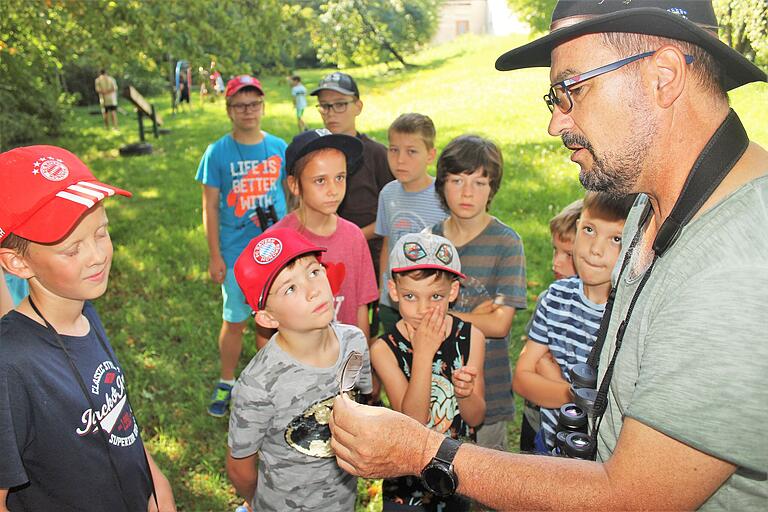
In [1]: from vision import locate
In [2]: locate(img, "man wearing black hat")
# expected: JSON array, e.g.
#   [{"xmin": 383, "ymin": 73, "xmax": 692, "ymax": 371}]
[{"xmin": 328, "ymin": 1, "xmax": 767, "ymax": 509}]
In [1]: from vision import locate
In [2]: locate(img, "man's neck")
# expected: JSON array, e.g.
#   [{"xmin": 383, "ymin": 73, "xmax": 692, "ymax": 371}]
[
  {"xmin": 276, "ymin": 325, "xmax": 339, "ymax": 368},
  {"xmin": 443, "ymin": 213, "xmax": 492, "ymax": 247},
  {"xmin": 232, "ymin": 128, "xmax": 264, "ymax": 145},
  {"xmin": 641, "ymin": 106, "xmax": 730, "ymax": 231}
]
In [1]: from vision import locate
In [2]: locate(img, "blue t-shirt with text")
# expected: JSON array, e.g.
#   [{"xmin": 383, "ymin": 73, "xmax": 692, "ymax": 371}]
[{"xmin": 195, "ymin": 133, "xmax": 288, "ymax": 266}]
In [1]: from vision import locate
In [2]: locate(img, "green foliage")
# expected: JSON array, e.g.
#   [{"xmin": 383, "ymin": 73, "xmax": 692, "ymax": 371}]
[
  {"xmin": 311, "ymin": 0, "xmax": 441, "ymax": 67},
  {"xmin": 20, "ymin": 33, "xmax": 768, "ymax": 511},
  {"xmin": 715, "ymin": 0, "xmax": 768, "ymax": 68},
  {"xmin": 506, "ymin": 0, "xmax": 557, "ymax": 34},
  {"xmin": 0, "ymin": 0, "xmax": 301, "ymax": 147}
]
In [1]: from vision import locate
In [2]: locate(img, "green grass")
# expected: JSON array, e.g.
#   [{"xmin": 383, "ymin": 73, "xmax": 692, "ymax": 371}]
[{"xmin": 37, "ymin": 33, "xmax": 768, "ymax": 511}]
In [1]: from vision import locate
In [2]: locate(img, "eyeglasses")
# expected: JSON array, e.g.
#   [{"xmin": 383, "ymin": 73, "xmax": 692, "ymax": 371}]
[
  {"xmin": 544, "ymin": 50, "xmax": 695, "ymax": 114},
  {"xmin": 316, "ymin": 100, "xmax": 355, "ymax": 114},
  {"xmin": 228, "ymin": 100, "xmax": 264, "ymax": 113}
]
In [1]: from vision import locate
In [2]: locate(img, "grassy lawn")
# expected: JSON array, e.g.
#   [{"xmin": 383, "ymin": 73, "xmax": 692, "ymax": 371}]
[{"xmin": 38, "ymin": 34, "xmax": 767, "ymax": 511}]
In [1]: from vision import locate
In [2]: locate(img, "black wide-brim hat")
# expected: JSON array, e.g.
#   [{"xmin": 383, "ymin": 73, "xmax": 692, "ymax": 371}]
[{"xmin": 495, "ymin": 0, "xmax": 766, "ymax": 91}]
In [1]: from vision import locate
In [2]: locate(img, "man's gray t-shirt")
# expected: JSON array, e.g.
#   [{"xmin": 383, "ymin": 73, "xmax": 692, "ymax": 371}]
[
  {"xmin": 228, "ymin": 323, "xmax": 373, "ymax": 511},
  {"xmin": 597, "ymin": 176, "xmax": 768, "ymax": 510}
]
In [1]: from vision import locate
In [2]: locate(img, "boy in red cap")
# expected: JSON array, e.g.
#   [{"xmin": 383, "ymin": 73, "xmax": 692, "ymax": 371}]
[
  {"xmin": 0, "ymin": 146, "xmax": 175, "ymax": 511},
  {"xmin": 195, "ymin": 74, "xmax": 290, "ymax": 417},
  {"xmin": 226, "ymin": 228, "xmax": 372, "ymax": 511}
]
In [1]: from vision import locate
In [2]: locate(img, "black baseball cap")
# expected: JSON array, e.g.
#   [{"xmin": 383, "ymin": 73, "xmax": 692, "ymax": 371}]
[
  {"xmin": 284, "ymin": 129, "xmax": 363, "ymax": 177},
  {"xmin": 310, "ymin": 72, "xmax": 360, "ymax": 97},
  {"xmin": 495, "ymin": 0, "xmax": 766, "ymax": 91}
]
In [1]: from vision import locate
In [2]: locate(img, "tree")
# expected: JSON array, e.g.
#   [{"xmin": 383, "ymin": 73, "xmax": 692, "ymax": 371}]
[
  {"xmin": 506, "ymin": 0, "xmax": 557, "ymax": 34},
  {"xmin": 0, "ymin": 0, "xmax": 300, "ymax": 148},
  {"xmin": 715, "ymin": 0, "xmax": 768, "ymax": 68},
  {"xmin": 310, "ymin": 0, "xmax": 441, "ymax": 67}
]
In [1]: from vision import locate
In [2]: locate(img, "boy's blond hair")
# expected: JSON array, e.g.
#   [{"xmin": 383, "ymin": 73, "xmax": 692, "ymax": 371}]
[
  {"xmin": 388, "ymin": 113, "xmax": 436, "ymax": 149},
  {"xmin": 549, "ymin": 199, "xmax": 583, "ymax": 241}
]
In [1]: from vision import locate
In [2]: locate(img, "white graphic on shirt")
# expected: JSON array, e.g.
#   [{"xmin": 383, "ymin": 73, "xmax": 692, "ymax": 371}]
[{"xmin": 76, "ymin": 359, "xmax": 139, "ymax": 448}]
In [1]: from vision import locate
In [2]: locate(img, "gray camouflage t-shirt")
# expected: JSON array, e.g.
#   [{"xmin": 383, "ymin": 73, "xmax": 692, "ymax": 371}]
[
  {"xmin": 597, "ymin": 176, "xmax": 768, "ymax": 510},
  {"xmin": 229, "ymin": 322, "xmax": 373, "ymax": 511}
]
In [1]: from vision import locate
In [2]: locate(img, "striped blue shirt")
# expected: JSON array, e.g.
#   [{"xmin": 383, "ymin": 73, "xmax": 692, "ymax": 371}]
[
  {"xmin": 375, "ymin": 180, "xmax": 448, "ymax": 306},
  {"xmin": 528, "ymin": 277, "xmax": 605, "ymax": 449}
]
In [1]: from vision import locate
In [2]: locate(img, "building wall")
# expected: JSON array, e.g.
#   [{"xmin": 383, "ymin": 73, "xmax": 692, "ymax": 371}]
[{"xmin": 432, "ymin": 0, "xmax": 489, "ymax": 45}]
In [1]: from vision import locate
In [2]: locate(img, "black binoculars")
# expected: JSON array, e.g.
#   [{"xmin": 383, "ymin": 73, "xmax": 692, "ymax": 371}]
[
  {"xmin": 256, "ymin": 205, "xmax": 279, "ymax": 230},
  {"xmin": 552, "ymin": 362, "xmax": 600, "ymax": 459}
]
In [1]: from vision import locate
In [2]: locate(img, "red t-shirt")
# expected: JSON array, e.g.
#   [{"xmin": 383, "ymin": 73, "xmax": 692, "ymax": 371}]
[{"xmin": 270, "ymin": 213, "xmax": 378, "ymax": 326}]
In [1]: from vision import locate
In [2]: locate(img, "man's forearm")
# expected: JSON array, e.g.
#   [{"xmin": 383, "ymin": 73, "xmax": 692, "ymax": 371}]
[{"xmin": 452, "ymin": 440, "xmax": 611, "ymax": 510}]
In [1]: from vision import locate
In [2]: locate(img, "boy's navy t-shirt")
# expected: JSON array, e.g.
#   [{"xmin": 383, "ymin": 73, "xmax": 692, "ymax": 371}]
[{"xmin": 0, "ymin": 302, "xmax": 151, "ymax": 511}]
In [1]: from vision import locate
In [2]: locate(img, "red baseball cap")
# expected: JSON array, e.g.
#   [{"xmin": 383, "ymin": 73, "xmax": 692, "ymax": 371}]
[
  {"xmin": 225, "ymin": 75, "xmax": 264, "ymax": 98},
  {"xmin": 0, "ymin": 145, "xmax": 131, "ymax": 244},
  {"xmin": 234, "ymin": 228, "xmax": 326, "ymax": 311}
]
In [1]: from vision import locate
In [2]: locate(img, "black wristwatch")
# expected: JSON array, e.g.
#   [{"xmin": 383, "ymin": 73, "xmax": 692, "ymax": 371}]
[{"xmin": 420, "ymin": 436, "xmax": 462, "ymax": 497}]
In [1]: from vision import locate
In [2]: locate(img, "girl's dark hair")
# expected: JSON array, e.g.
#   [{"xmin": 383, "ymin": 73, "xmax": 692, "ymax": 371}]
[{"xmin": 435, "ymin": 134, "xmax": 503, "ymax": 212}]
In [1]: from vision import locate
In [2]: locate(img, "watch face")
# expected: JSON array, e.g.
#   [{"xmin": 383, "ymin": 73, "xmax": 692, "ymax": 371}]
[{"xmin": 422, "ymin": 464, "xmax": 456, "ymax": 497}]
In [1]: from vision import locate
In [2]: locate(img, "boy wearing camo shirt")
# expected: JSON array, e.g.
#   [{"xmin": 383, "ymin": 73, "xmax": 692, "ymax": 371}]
[{"xmin": 226, "ymin": 228, "xmax": 372, "ymax": 511}]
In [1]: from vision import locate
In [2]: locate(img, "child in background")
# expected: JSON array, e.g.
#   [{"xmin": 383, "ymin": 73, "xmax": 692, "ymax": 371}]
[
  {"xmin": 0, "ymin": 145, "xmax": 175, "ymax": 510},
  {"xmin": 376, "ymin": 113, "xmax": 448, "ymax": 335},
  {"xmin": 371, "ymin": 232, "xmax": 485, "ymax": 511},
  {"xmin": 227, "ymin": 228, "xmax": 372, "ymax": 511},
  {"xmin": 196, "ymin": 75, "xmax": 289, "ymax": 417},
  {"xmin": 289, "ymin": 75, "xmax": 307, "ymax": 133},
  {"xmin": 519, "ymin": 198, "xmax": 582, "ymax": 452},
  {"xmin": 429, "ymin": 134, "xmax": 527, "ymax": 452},
  {"xmin": 513, "ymin": 192, "xmax": 635, "ymax": 453},
  {"xmin": 270, "ymin": 129, "xmax": 378, "ymax": 341}
]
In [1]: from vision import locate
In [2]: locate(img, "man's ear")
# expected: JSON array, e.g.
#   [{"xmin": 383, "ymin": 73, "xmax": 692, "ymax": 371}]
[
  {"xmin": 448, "ymin": 279, "xmax": 460, "ymax": 302},
  {"xmin": 650, "ymin": 45, "xmax": 688, "ymax": 109},
  {"xmin": 254, "ymin": 310, "xmax": 279, "ymax": 330},
  {"xmin": 0, "ymin": 249, "xmax": 34, "ymax": 279},
  {"xmin": 387, "ymin": 278, "xmax": 399, "ymax": 303}
]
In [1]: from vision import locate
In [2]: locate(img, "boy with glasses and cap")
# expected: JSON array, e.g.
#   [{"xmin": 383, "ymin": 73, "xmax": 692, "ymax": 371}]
[
  {"xmin": 329, "ymin": 1, "xmax": 768, "ymax": 509},
  {"xmin": 311, "ymin": 72, "xmax": 394, "ymax": 337},
  {"xmin": 195, "ymin": 75, "xmax": 289, "ymax": 418}
]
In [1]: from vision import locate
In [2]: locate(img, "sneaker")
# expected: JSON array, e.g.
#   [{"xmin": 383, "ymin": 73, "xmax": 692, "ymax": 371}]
[{"xmin": 207, "ymin": 382, "xmax": 233, "ymax": 417}]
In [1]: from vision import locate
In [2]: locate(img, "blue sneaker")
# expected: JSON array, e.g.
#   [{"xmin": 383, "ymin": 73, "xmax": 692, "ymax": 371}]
[{"xmin": 207, "ymin": 382, "xmax": 233, "ymax": 417}]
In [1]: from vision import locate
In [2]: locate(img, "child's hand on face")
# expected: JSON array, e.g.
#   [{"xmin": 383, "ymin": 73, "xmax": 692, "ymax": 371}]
[
  {"xmin": 405, "ymin": 307, "xmax": 447, "ymax": 357},
  {"xmin": 452, "ymin": 366, "xmax": 478, "ymax": 399}
]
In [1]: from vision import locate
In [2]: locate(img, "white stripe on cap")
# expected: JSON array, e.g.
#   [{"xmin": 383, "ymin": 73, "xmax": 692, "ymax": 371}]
[
  {"xmin": 55, "ymin": 191, "xmax": 96, "ymax": 208},
  {"xmin": 77, "ymin": 181, "xmax": 116, "ymax": 196},
  {"xmin": 68, "ymin": 184, "xmax": 106, "ymax": 201}
]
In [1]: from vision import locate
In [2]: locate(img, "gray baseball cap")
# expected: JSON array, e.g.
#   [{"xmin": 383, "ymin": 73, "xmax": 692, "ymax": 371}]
[
  {"xmin": 389, "ymin": 232, "xmax": 465, "ymax": 279},
  {"xmin": 310, "ymin": 72, "xmax": 360, "ymax": 97}
]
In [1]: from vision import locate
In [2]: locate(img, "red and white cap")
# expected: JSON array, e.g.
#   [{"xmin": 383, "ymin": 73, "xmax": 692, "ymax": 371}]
[
  {"xmin": 0, "ymin": 145, "xmax": 131, "ymax": 244},
  {"xmin": 225, "ymin": 75, "xmax": 264, "ymax": 97},
  {"xmin": 234, "ymin": 228, "xmax": 326, "ymax": 311}
]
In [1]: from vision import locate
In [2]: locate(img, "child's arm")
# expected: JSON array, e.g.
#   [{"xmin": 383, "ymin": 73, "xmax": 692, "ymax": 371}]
[
  {"xmin": 453, "ymin": 324, "xmax": 486, "ymax": 427},
  {"xmin": 226, "ymin": 449, "xmax": 258, "ymax": 505},
  {"xmin": 512, "ymin": 339, "xmax": 572, "ymax": 408},
  {"xmin": 451, "ymin": 300, "xmax": 516, "ymax": 339},
  {"xmin": 356, "ymin": 304, "xmax": 370, "ymax": 339},
  {"xmin": 378, "ymin": 236, "xmax": 389, "ymax": 291},
  {"xmin": 202, "ymin": 185, "xmax": 226, "ymax": 284},
  {"xmin": 0, "ymin": 489, "xmax": 7, "ymax": 512},
  {"xmin": 145, "ymin": 449, "xmax": 177, "ymax": 512},
  {"xmin": 370, "ymin": 338, "xmax": 411, "ymax": 412},
  {"xmin": 399, "ymin": 308, "xmax": 448, "ymax": 423}
]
